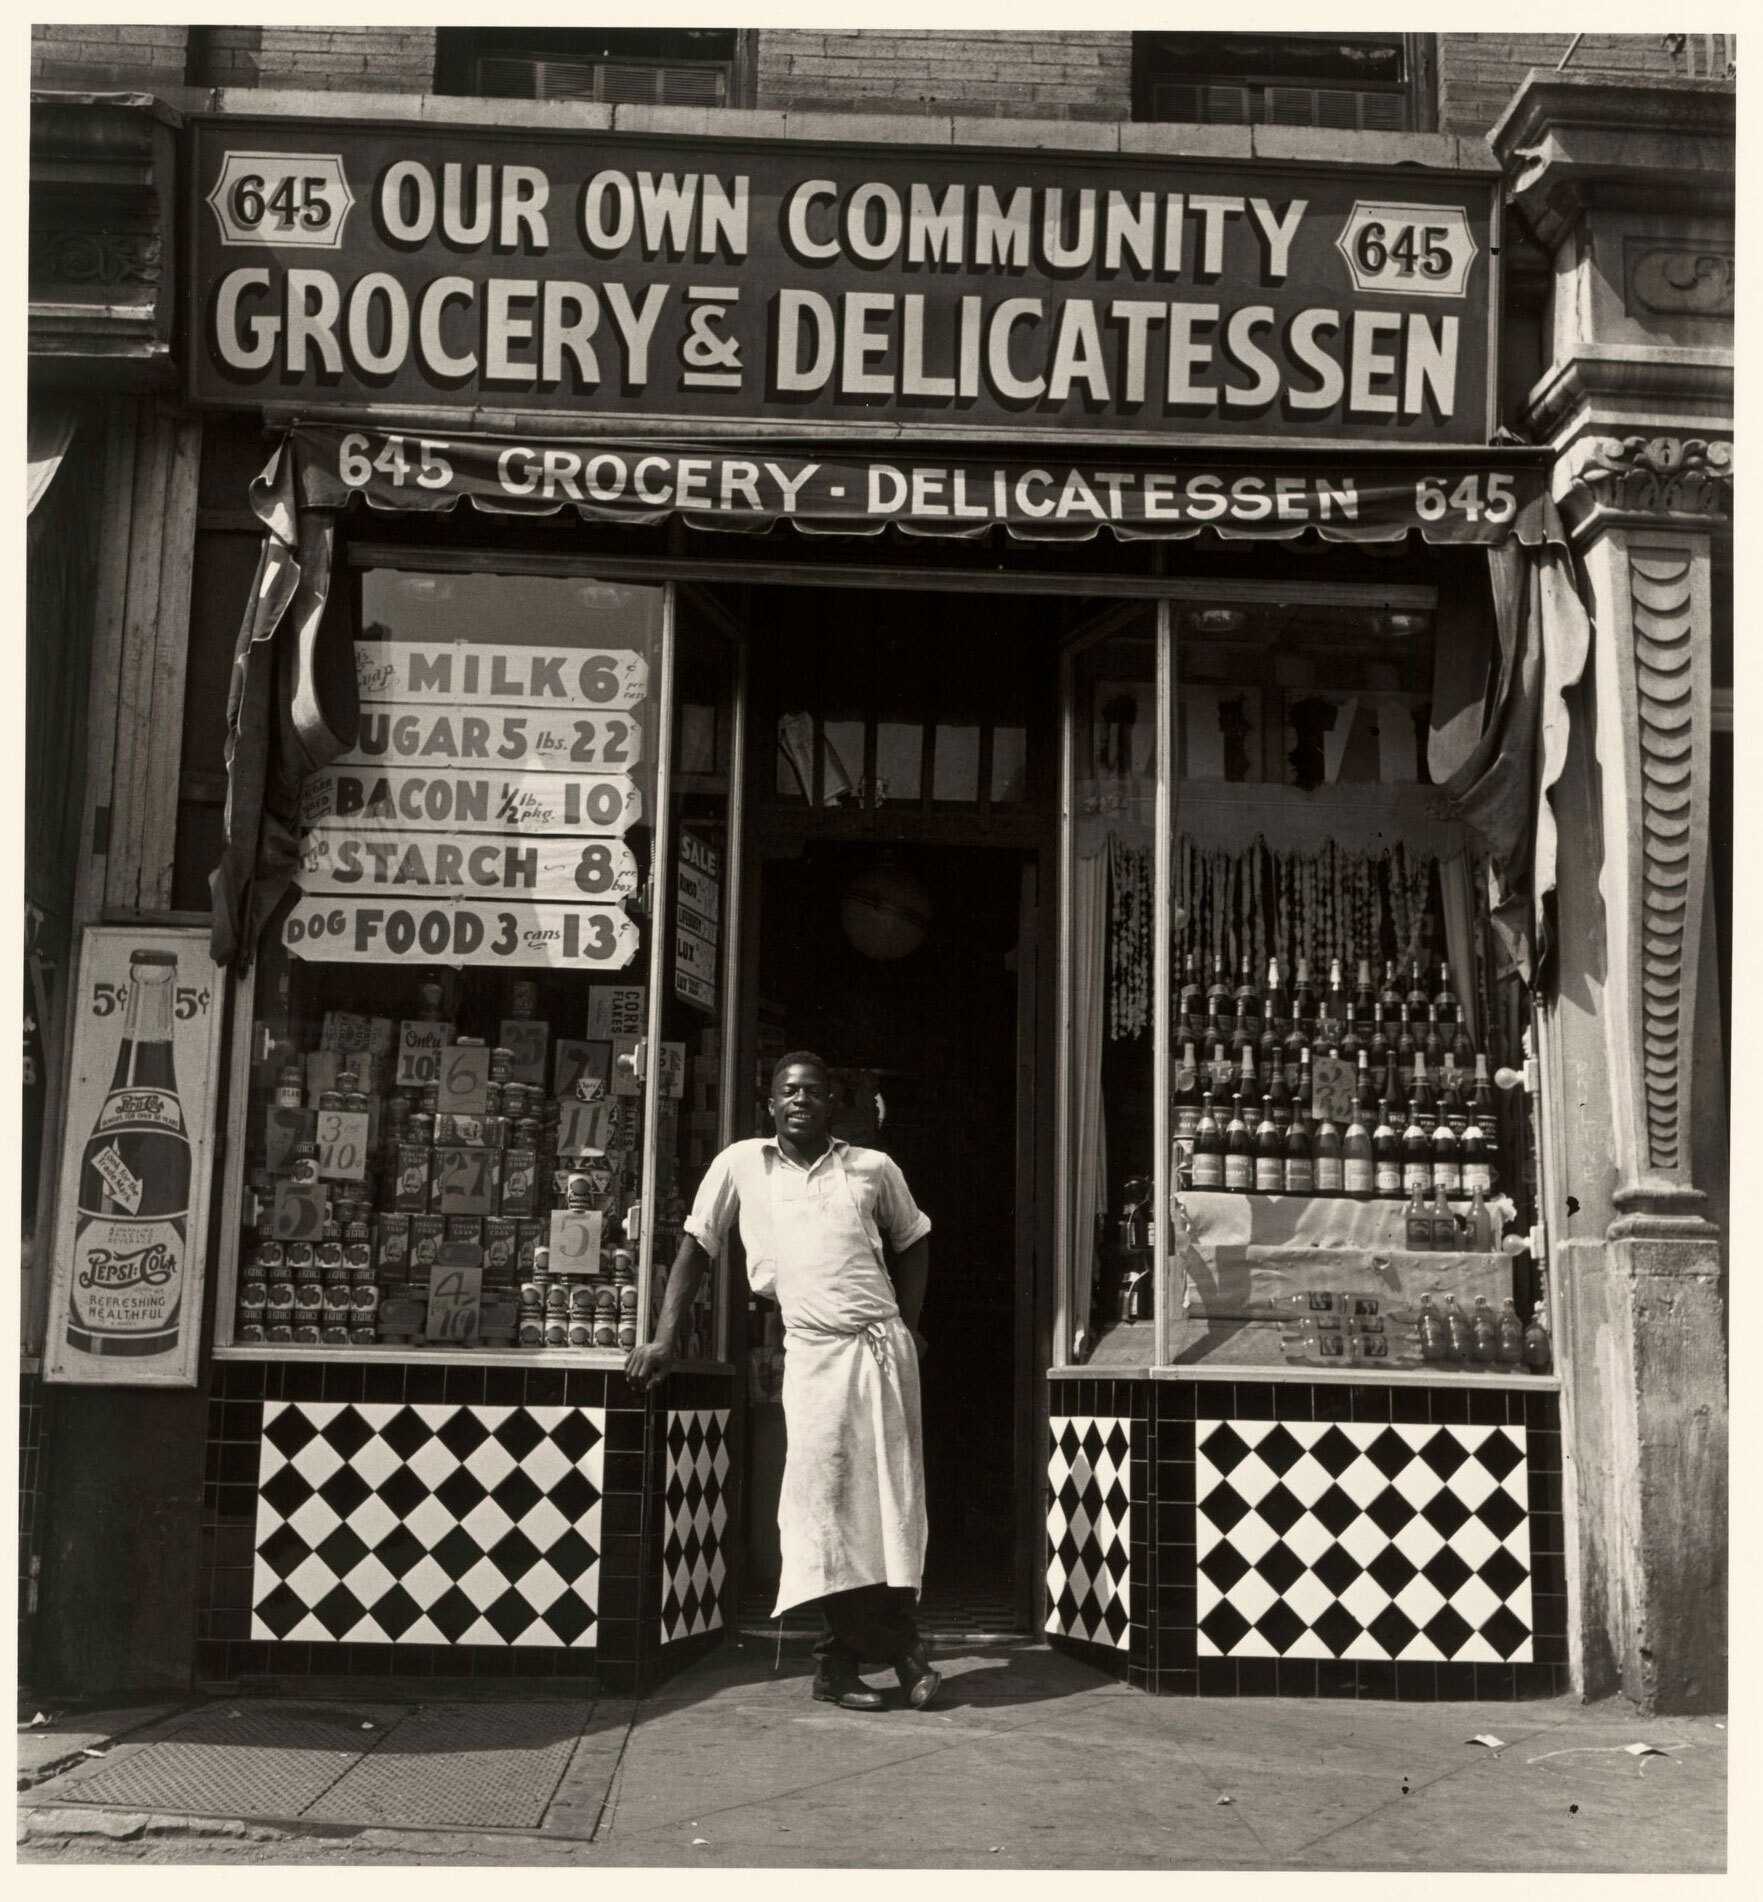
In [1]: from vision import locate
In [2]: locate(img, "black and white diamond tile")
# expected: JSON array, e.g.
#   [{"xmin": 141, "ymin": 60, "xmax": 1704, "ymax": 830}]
[
  {"xmin": 1046, "ymin": 1415, "xmax": 1132, "ymax": 1650},
  {"xmin": 250, "ymin": 1401, "xmax": 604, "ymax": 1647},
  {"xmin": 661, "ymin": 1408, "xmax": 729, "ymax": 1643},
  {"xmin": 1196, "ymin": 1420, "xmax": 1532, "ymax": 1663}
]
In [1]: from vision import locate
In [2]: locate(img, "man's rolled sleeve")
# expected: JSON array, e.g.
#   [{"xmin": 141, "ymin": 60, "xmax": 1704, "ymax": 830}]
[
  {"xmin": 683, "ymin": 1151, "xmax": 740, "ymax": 1258},
  {"xmin": 876, "ymin": 1156, "xmax": 932, "ymax": 1253}
]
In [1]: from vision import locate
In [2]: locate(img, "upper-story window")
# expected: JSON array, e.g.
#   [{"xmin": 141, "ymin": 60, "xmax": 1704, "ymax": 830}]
[
  {"xmin": 1132, "ymin": 32, "xmax": 1427, "ymax": 132},
  {"xmin": 434, "ymin": 28, "xmax": 744, "ymax": 107}
]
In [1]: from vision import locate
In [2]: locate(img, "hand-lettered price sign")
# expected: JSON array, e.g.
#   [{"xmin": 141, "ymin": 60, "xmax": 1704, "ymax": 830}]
[
  {"xmin": 316, "ymin": 1108, "xmax": 371, "ymax": 1181},
  {"xmin": 499, "ymin": 1018, "xmax": 549, "ymax": 1084},
  {"xmin": 338, "ymin": 706, "xmax": 645, "ymax": 774},
  {"xmin": 296, "ymin": 831, "xmax": 639, "ymax": 902},
  {"xmin": 426, "ymin": 1261, "xmax": 483, "ymax": 1345},
  {"xmin": 301, "ymin": 767, "xmax": 645, "ymax": 839},
  {"xmin": 558, "ymin": 1097, "xmax": 616, "ymax": 1157},
  {"xmin": 272, "ymin": 1180, "xmax": 327, "ymax": 1241},
  {"xmin": 433, "ymin": 1144, "xmax": 495, "ymax": 1213},
  {"xmin": 554, "ymin": 1039, "xmax": 609, "ymax": 1101},
  {"xmin": 548, "ymin": 1207, "xmax": 604, "ymax": 1278},
  {"xmin": 440, "ymin": 1045, "xmax": 491, "ymax": 1113},
  {"xmin": 283, "ymin": 896, "xmax": 640, "ymax": 970},
  {"xmin": 397, "ymin": 1019, "xmax": 451, "ymax": 1087},
  {"xmin": 354, "ymin": 640, "xmax": 650, "ymax": 710}
]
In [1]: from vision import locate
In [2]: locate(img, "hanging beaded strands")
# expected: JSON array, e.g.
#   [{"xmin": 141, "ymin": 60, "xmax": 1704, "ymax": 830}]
[{"xmin": 1108, "ymin": 832, "xmax": 1152, "ymax": 1039}]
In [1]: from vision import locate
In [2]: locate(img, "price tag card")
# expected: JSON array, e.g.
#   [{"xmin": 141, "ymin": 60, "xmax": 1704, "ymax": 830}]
[
  {"xmin": 1312, "ymin": 1056, "xmax": 1356, "ymax": 1123},
  {"xmin": 322, "ymin": 1009, "xmax": 374, "ymax": 1052},
  {"xmin": 264, "ymin": 1105, "xmax": 312, "ymax": 1173},
  {"xmin": 555, "ymin": 1039, "xmax": 609, "ymax": 1102},
  {"xmin": 439, "ymin": 1044, "xmax": 491, "ymax": 1114},
  {"xmin": 397, "ymin": 1019, "xmax": 451, "ymax": 1088},
  {"xmin": 426, "ymin": 1261, "xmax": 483, "ymax": 1345},
  {"xmin": 272, "ymin": 1180, "xmax": 328, "ymax": 1241},
  {"xmin": 499, "ymin": 1018, "xmax": 549, "ymax": 1084},
  {"xmin": 433, "ymin": 1144, "xmax": 495, "ymax": 1213},
  {"xmin": 316, "ymin": 1108, "xmax": 371, "ymax": 1181},
  {"xmin": 548, "ymin": 1207, "xmax": 604, "ymax": 1278},
  {"xmin": 558, "ymin": 1097, "xmax": 616, "ymax": 1157}
]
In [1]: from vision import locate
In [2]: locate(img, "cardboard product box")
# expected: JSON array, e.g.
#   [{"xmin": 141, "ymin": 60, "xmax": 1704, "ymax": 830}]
[
  {"xmin": 445, "ymin": 1214, "xmax": 485, "ymax": 1250},
  {"xmin": 410, "ymin": 1213, "xmax": 446, "ymax": 1275},
  {"xmin": 500, "ymin": 1146, "xmax": 539, "ymax": 1216},
  {"xmin": 483, "ymin": 1216, "xmax": 518, "ymax": 1278},
  {"xmin": 377, "ymin": 1212, "xmax": 410, "ymax": 1273},
  {"xmin": 392, "ymin": 1143, "xmax": 431, "ymax": 1210}
]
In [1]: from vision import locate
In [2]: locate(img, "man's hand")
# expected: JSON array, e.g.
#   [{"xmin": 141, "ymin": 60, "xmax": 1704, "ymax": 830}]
[{"xmin": 624, "ymin": 1341, "xmax": 671, "ymax": 1391}]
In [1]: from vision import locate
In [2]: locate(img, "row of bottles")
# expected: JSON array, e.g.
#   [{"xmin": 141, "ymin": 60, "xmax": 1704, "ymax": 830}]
[
  {"xmin": 1181, "ymin": 1087, "xmax": 1497, "ymax": 1201},
  {"xmin": 1420, "ymin": 1293, "xmax": 1551, "ymax": 1369}
]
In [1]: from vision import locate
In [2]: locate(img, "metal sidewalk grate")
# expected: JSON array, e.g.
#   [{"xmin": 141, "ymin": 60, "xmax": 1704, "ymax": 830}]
[
  {"xmin": 304, "ymin": 1701, "xmax": 589, "ymax": 1831},
  {"xmin": 47, "ymin": 1702, "xmax": 408, "ymax": 1818}
]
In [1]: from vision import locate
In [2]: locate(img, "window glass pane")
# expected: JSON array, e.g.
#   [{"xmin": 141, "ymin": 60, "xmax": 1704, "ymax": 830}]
[
  {"xmin": 932, "ymin": 724, "xmax": 980, "ymax": 803},
  {"xmin": 822, "ymin": 720, "xmax": 864, "ymax": 807},
  {"xmin": 226, "ymin": 569, "xmax": 663, "ymax": 1358},
  {"xmin": 775, "ymin": 710, "xmax": 811, "ymax": 801},
  {"xmin": 990, "ymin": 725, "xmax": 1027, "ymax": 804},
  {"xmin": 874, "ymin": 721, "xmax": 923, "ymax": 806}
]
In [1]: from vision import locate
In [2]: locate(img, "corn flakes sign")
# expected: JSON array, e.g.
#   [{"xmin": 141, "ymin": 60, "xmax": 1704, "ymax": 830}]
[{"xmin": 189, "ymin": 117, "xmax": 1497, "ymax": 446}]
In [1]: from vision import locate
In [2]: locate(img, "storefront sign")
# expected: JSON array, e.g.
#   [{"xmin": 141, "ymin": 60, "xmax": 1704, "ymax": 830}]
[
  {"xmin": 343, "ymin": 705, "xmax": 645, "ymax": 772},
  {"xmin": 190, "ymin": 120, "xmax": 1497, "ymax": 445},
  {"xmin": 296, "ymin": 830, "xmax": 639, "ymax": 902},
  {"xmin": 301, "ymin": 766, "xmax": 643, "ymax": 837},
  {"xmin": 355, "ymin": 640, "xmax": 648, "ymax": 709},
  {"xmin": 45, "ymin": 925, "xmax": 226, "ymax": 1388},
  {"xmin": 675, "ymin": 831, "xmax": 721, "ymax": 1014},
  {"xmin": 277, "ymin": 422, "xmax": 1554, "ymax": 545}
]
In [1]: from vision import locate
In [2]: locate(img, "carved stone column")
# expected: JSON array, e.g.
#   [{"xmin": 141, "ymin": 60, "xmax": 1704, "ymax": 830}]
[{"xmin": 1493, "ymin": 76, "xmax": 1731, "ymax": 1712}]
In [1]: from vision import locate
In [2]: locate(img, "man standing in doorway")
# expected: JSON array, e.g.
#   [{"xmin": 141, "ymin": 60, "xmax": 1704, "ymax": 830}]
[{"xmin": 625, "ymin": 1052, "xmax": 940, "ymax": 1712}]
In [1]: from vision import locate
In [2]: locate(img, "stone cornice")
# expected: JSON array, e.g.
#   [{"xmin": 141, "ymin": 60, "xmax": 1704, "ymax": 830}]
[
  {"xmin": 1525, "ymin": 348, "xmax": 1733, "ymax": 442},
  {"xmin": 1490, "ymin": 74, "xmax": 1734, "ymax": 253},
  {"xmin": 1556, "ymin": 434, "xmax": 1731, "ymax": 542}
]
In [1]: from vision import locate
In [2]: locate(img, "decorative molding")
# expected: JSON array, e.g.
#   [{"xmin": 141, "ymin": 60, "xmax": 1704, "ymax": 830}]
[
  {"xmin": 1629, "ymin": 549, "xmax": 1697, "ymax": 1178},
  {"xmin": 1626, "ymin": 244, "xmax": 1735, "ymax": 319},
  {"xmin": 1559, "ymin": 435, "xmax": 1731, "ymax": 538},
  {"xmin": 29, "ymin": 227, "xmax": 162, "ymax": 290}
]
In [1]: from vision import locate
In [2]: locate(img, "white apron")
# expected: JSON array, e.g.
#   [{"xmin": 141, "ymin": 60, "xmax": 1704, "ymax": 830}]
[{"xmin": 764, "ymin": 1153, "xmax": 928, "ymax": 1616}]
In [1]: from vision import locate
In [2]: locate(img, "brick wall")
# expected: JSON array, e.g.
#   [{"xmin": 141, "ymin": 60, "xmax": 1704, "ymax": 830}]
[
  {"xmin": 251, "ymin": 26, "xmax": 436, "ymax": 94},
  {"xmin": 187, "ymin": 27, "xmax": 261, "ymax": 90},
  {"xmin": 1436, "ymin": 32, "xmax": 1725, "ymax": 137},
  {"xmin": 756, "ymin": 29, "xmax": 1133, "ymax": 121},
  {"xmin": 30, "ymin": 23, "xmax": 189, "ymax": 90}
]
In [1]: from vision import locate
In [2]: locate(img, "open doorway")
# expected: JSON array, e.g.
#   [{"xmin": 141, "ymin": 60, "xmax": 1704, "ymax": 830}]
[{"xmin": 747, "ymin": 841, "xmax": 1028, "ymax": 1624}]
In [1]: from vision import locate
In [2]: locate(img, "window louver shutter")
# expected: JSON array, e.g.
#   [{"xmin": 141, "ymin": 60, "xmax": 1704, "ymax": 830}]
[
  {"xmin": 475, "ymin": 55, "xmax": 729, "ymax": 107},
  {"xmin": 1264, "ymin": 85, "xmax": 1409, "ymax": 130}
]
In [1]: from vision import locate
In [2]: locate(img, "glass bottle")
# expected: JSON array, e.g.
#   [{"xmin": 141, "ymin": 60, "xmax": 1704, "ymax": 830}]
[
  {"xmin": 1450, "ymin": 1016, "xmax": 1476, "ymax": 1074},
  {"xmin": 1395, "ymin": 1008, "xmax": 1418, "ymax": 1095},
  {"xmin": 1430, "ymin": 1114, "xmax": 1461, "ymax": 1198},
  {"xmin": 1353, "ymin": 956, "xmax": 1378, "ymax": 1031},
  {"xmin": 1178, "ymin": 952, "xmax": 1204, "ymax": 1039},
  {"xmin": 1497, "ymin": 1297, "xmax": 1524, "ymax": 1364},
  {"xmin": 1341, "ymin": 1103, "xmax": 1372, "ymax": 1200},
  {"xmin": 1258, "ymin": 1004, "xmax": 1284, "ymax": 1088},
  {"xmin": 1284, "ymin": 1100, "xmax": 1315, "ymax": 1196},
  {"xmin": 1472, "ymin": 1054, "xmax": 1501, "ymax": 1185},
  {"xmin": 1379, "ymin": 959, "xmax": 1404, "ymax": 1028},
  {"xmin": 1291, "ymin": 957, "xmax": 1317, "ymax": 1040},
  {"xmin": 1444, "ymin": 1293, "xmax": 1473, "ymax": 1360},
  {"xmin": 1262, "ymin": 955, "xmax": 1288, "ymax": 1033},
  {"xmin": 1470, "ymin": 1295, "xmax": 1499, "ymax": 1363},
  {"xmin": 1235, "ymin": 1043, "xmax": 1262, "ymax": 1120},
  {"xmin": 1405, "ymin": 1183, "xmax": 1433, "ymax": 1250},
  {"xmin": 1424, "ymin": 1005, "xmax": 1446, "ymax": 1074},
  {"xmin": 1339, "ymin": 1015, "xmax": 1364, "ymax": 1070},
  {"xmin": 1372, "ymin": 1099, "xmax": 1402, "ymax": 1199},
  {"xmin": 1434, "ymin": 960, "xmax": 1459, "ymax": 1028},
  {"xmin": 1401, "ymin": 1098, "xmax": 1432, "ymax": 1199},
  {"xmin": 1255, "ymin": 1100, "xmax": 1285, "ymax": 1194},
  {"xmin": 1295, "ymin": 1048, "xmax": 1315, "ymax": 1123},
  {"xmin": 1439, "ymin": 1057, "xmax": 1468, "ymax": 1138},
  {"xmin": 1419, "ymin": 1292, "xmax": 1449, "ymax": 1361},
  {"xmin": 1368, "ymin": 1017, "xmax": 1391, "ymax": 1075},
  {"xmin": 1467, "ymin": 1184, "xmax": 1493, "ymax": 1251},
  {"xmin": 70, "ymin": 949, "xmax": 192, "ymax": 1358},
  {"xmin": 1320, "ymin": 955, "xmax": 1348, "ymax": 1048},
  {"xmin": 1315, "ymin": 1106, "xmax": 1345, "ymax": 1196},
  {"xmin": 1234, "ymin": 954, "xmax": 1263, "ymax": 1045},
  {"xmin": 1224, "ymin": 1093, "xmax": 1254, "ymax": 1193},
  {"xmin": 1203, "ymin": 1000, "xmax": 1228, "ymax": 1063},
  {"xmin": 1265, "ymin": 1057, "xmax": 1293, "ymax": 1133},
  {"xmin": 1191, "ymin": 1093, "xmax": 1225, "ymax": 1189},
  {"xmin": 1282, "ymin": 1012, "xmax": 1308, "ymax": 1092},
  {"xmin": 1430, "ymin": 1183, "xmax": 1459, "ymax": 1249},
  {"xmin": 1207, "ymin": 954, "xmax": 1234, "ymax": 1041},
  {"xmin": 1406, "ymin": 957, "xmax": 1431, "ymax": 1021},
  {"xmin": 1461, "ymin": 1114, "xmax": 1493, "ymax": 1196},
  {"xmin": 1355, "ymin": 1047, "xmax": 1378, "ymax": 1119},
  {"xmin": 1410, "ymin": 1051, "xmax": 1437, "ymax": 1136},
  {"xmin": 1523, "ymin": 1299, "xmax": 1553, "ymax": 1371}
]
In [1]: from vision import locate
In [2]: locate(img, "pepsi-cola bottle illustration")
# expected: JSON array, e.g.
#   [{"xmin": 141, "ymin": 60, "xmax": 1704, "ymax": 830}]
[{"xmin": 69, "ymin": 950, "xmax": 191, "ymax": 1356}]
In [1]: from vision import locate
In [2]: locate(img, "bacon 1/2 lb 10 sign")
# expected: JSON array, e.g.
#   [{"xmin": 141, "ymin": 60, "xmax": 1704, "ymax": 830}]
[
  {"xmin": 301, "ymin": 766, "xmax": 644, "ymax": 837},
  {"xmin": 46, "ymin": 925, "xmax": 227, "ymax": 1388},
  {"xmin": 189, "ymin": 120, "xmax": 1498, "ymax": 446}
]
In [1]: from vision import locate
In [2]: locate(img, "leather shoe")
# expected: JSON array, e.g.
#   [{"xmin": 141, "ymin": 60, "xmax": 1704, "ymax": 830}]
[
  {"xmin": 895, "ymin": 1641, "xmax": 943, "ymax": 1710},
  {"xmin": 811, "ymin": 1670, "xmax": 887, "ymax": 1711}
]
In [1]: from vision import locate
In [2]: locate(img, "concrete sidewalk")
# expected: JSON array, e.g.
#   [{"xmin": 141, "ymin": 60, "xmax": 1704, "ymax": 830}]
[{"xmin": 17, "ymin": 1642, "xmax": 1727, "ymax": 1871}]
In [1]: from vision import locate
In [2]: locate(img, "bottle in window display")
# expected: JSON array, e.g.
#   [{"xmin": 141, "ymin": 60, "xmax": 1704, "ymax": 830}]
[
  {"xmin": 1523, "ymin": 1298, "xmax": 1552, "ymax": 1370},
  {"xmin": 1450, "ymin": 1015, "xmax": 1476, "ymax": 1074},
  {"xmin": 1353, "ymin": 1048, "xmax": 1377, "ymax": 1119},
  {"xmin": 1207, "ymin": 954, "xmax": 1234, "ymax": 1040},
  {"xmin": 1423, "ymin": 1006, "xmax": 1446, "ymax": 1074},
  {"xmin": 1471, "ymin": 1054, "xmax": 1501, "ymax": 1185},
  {"xmin": 1173, "ymin": 1041, "xmax": 1202, "ymax": 1143},
  {"xmin": 1379, "ymin": 960, "xmax": 1404, "ymax": 1028},
  {"xmin": 1372, "ymin": 1099, "xmax": 1402, "ymax": 1198},
  {"xmin": 1368, "ymin": 1015, "xmax": 1390, "ymax": 1075},
  {"xmin": 1191, "ymin": 1093, "xmax": 1225, "ymax": 1189},
  {"xmin": 1497, "ymin": 1297, "xmax": 1524, "ymax": 1364},
  {"xmin": 1353, "ymin": 957, "xmax": 1378, "ymax": 1031},
  {"xmin": 1314, "ymin": 1103, "xmax": 1344, "ymax": 1195},
  {"xmin": 1419, "ymin": 1292, "xmax": 1448, "ymax": 1361},
  {"xmin": 1338, "ymin": 1012, "xmax": 1364, "ymax": 1070},
  {"xmin": 1257, "ymin": 1002, "xmax": 1283, "ymax": 1088},
  {"xmin": 1179, "ymin": 954, "xmax": 1204, "ymax": 1039},
  {"xmin": 1395, "ymin": 1010, "xmax": 1417, "ymax": 1094},
  {"xmin": 1340, "ymin": 1102, "xmax": 1372, "ymax": 1199},
  {"xmin": 1204, "ymin": 1000, "xmax": 1228, "ymax": 1065},
  {"xmin": 1470, "ymin": 1295, "xmax": 1499, "ymax": 1363},
  {"xmin": 1438, "ymin": 1058, "xmax": 1467, "ymax": 1137},
  {"xmin": 1460, "ymin": 1114, "xmax": 1493, "ymax": 1195},
  {"xmin": 1404, "ymin": 1183, "xmax": 1432, "ymax": 1250},
  {"xmin": 1234, "ymin": 1044, "xmax": 1261, "ymax": 1120},
  {"xmin": 1406, "ymin": 958, "xmax": 1431, "ymax": 1021},
  {"xmin": 1402, "ymin": 1099, "xmax": 1432, "ymax": 1199},
  {"xmin": 1433, "ymin": 961, "xmax": 1459, "ymax": 1028},
  {"xmin": 1283, "ymin": 1100, "xmax": 1314, "ymax": 1195},
  {"xmin": 1320, "ymin": 956, "xmax": 1348, "ymax": 1047},
  {"xmin": 1443, "ymin": 1294, "xmax": 1472, "ymax": 1360},
  {"xmin": 1281, "ymin": 1010, "xmax": 1308, "ymax": 1092},
  {"xmin": 1410, "ymin": 1052, "xmax": 1437, "ymax": 1135},
  {"xmin": 1261, "ymin": 955, "xmax": 1288, "ymax": 1032},
  {"xmin": 1224, "ymin": 1094, "xmax": 1253, "ymax": 1192},
  {"xmin": 1430, "ymin": 1112, "xmax": 1461, "ymax": 1198},
  {"xmin": 1234, "ymin": 954, "xmax": 1262, "ymax": 1044},
  {"xmin": 1264, "ymin": 1057, "xmax": 1293, "ymax": 1133},
  {"xmin": 1254, "ymin": 1100, "xmax": 1284, "ymax": 1193},
  {"xmin": 1291, "ymin": 957, "xmax": 1317, "ymax": 1040}
]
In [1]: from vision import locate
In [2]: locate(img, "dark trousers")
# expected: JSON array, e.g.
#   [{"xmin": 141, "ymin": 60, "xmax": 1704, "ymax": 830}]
[{"xmin": 811, "ymin": 1584, "xmax": 922, "ymax": 1673}]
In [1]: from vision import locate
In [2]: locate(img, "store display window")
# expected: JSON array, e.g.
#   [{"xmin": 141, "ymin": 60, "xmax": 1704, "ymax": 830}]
[
  {"xmin": 211, "ymin": 564, "xmax": 744, "ymax": 1364},
  {"xmin": 1059, "ymin": 592, "xmax": 1550, "ymax": 1379}
]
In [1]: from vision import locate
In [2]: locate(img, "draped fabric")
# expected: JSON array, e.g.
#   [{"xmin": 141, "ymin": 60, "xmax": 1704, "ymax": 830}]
[
  {"xmin": 27, "ymin": 400, "xmax": 78, "ymax": 517},
  {"xmin": 208, "ymin": 441, "xmax": 356, "ymax": 969},
  {"xmin": 1428, "ymin": 531, "xmax": 1592, "ymax": 986}
]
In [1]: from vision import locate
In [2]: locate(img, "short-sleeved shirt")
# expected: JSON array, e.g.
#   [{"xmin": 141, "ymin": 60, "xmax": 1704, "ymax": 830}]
[{"xmin": 685, "ymin": 1137, "xmax": 931, "ymax": 1334}]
